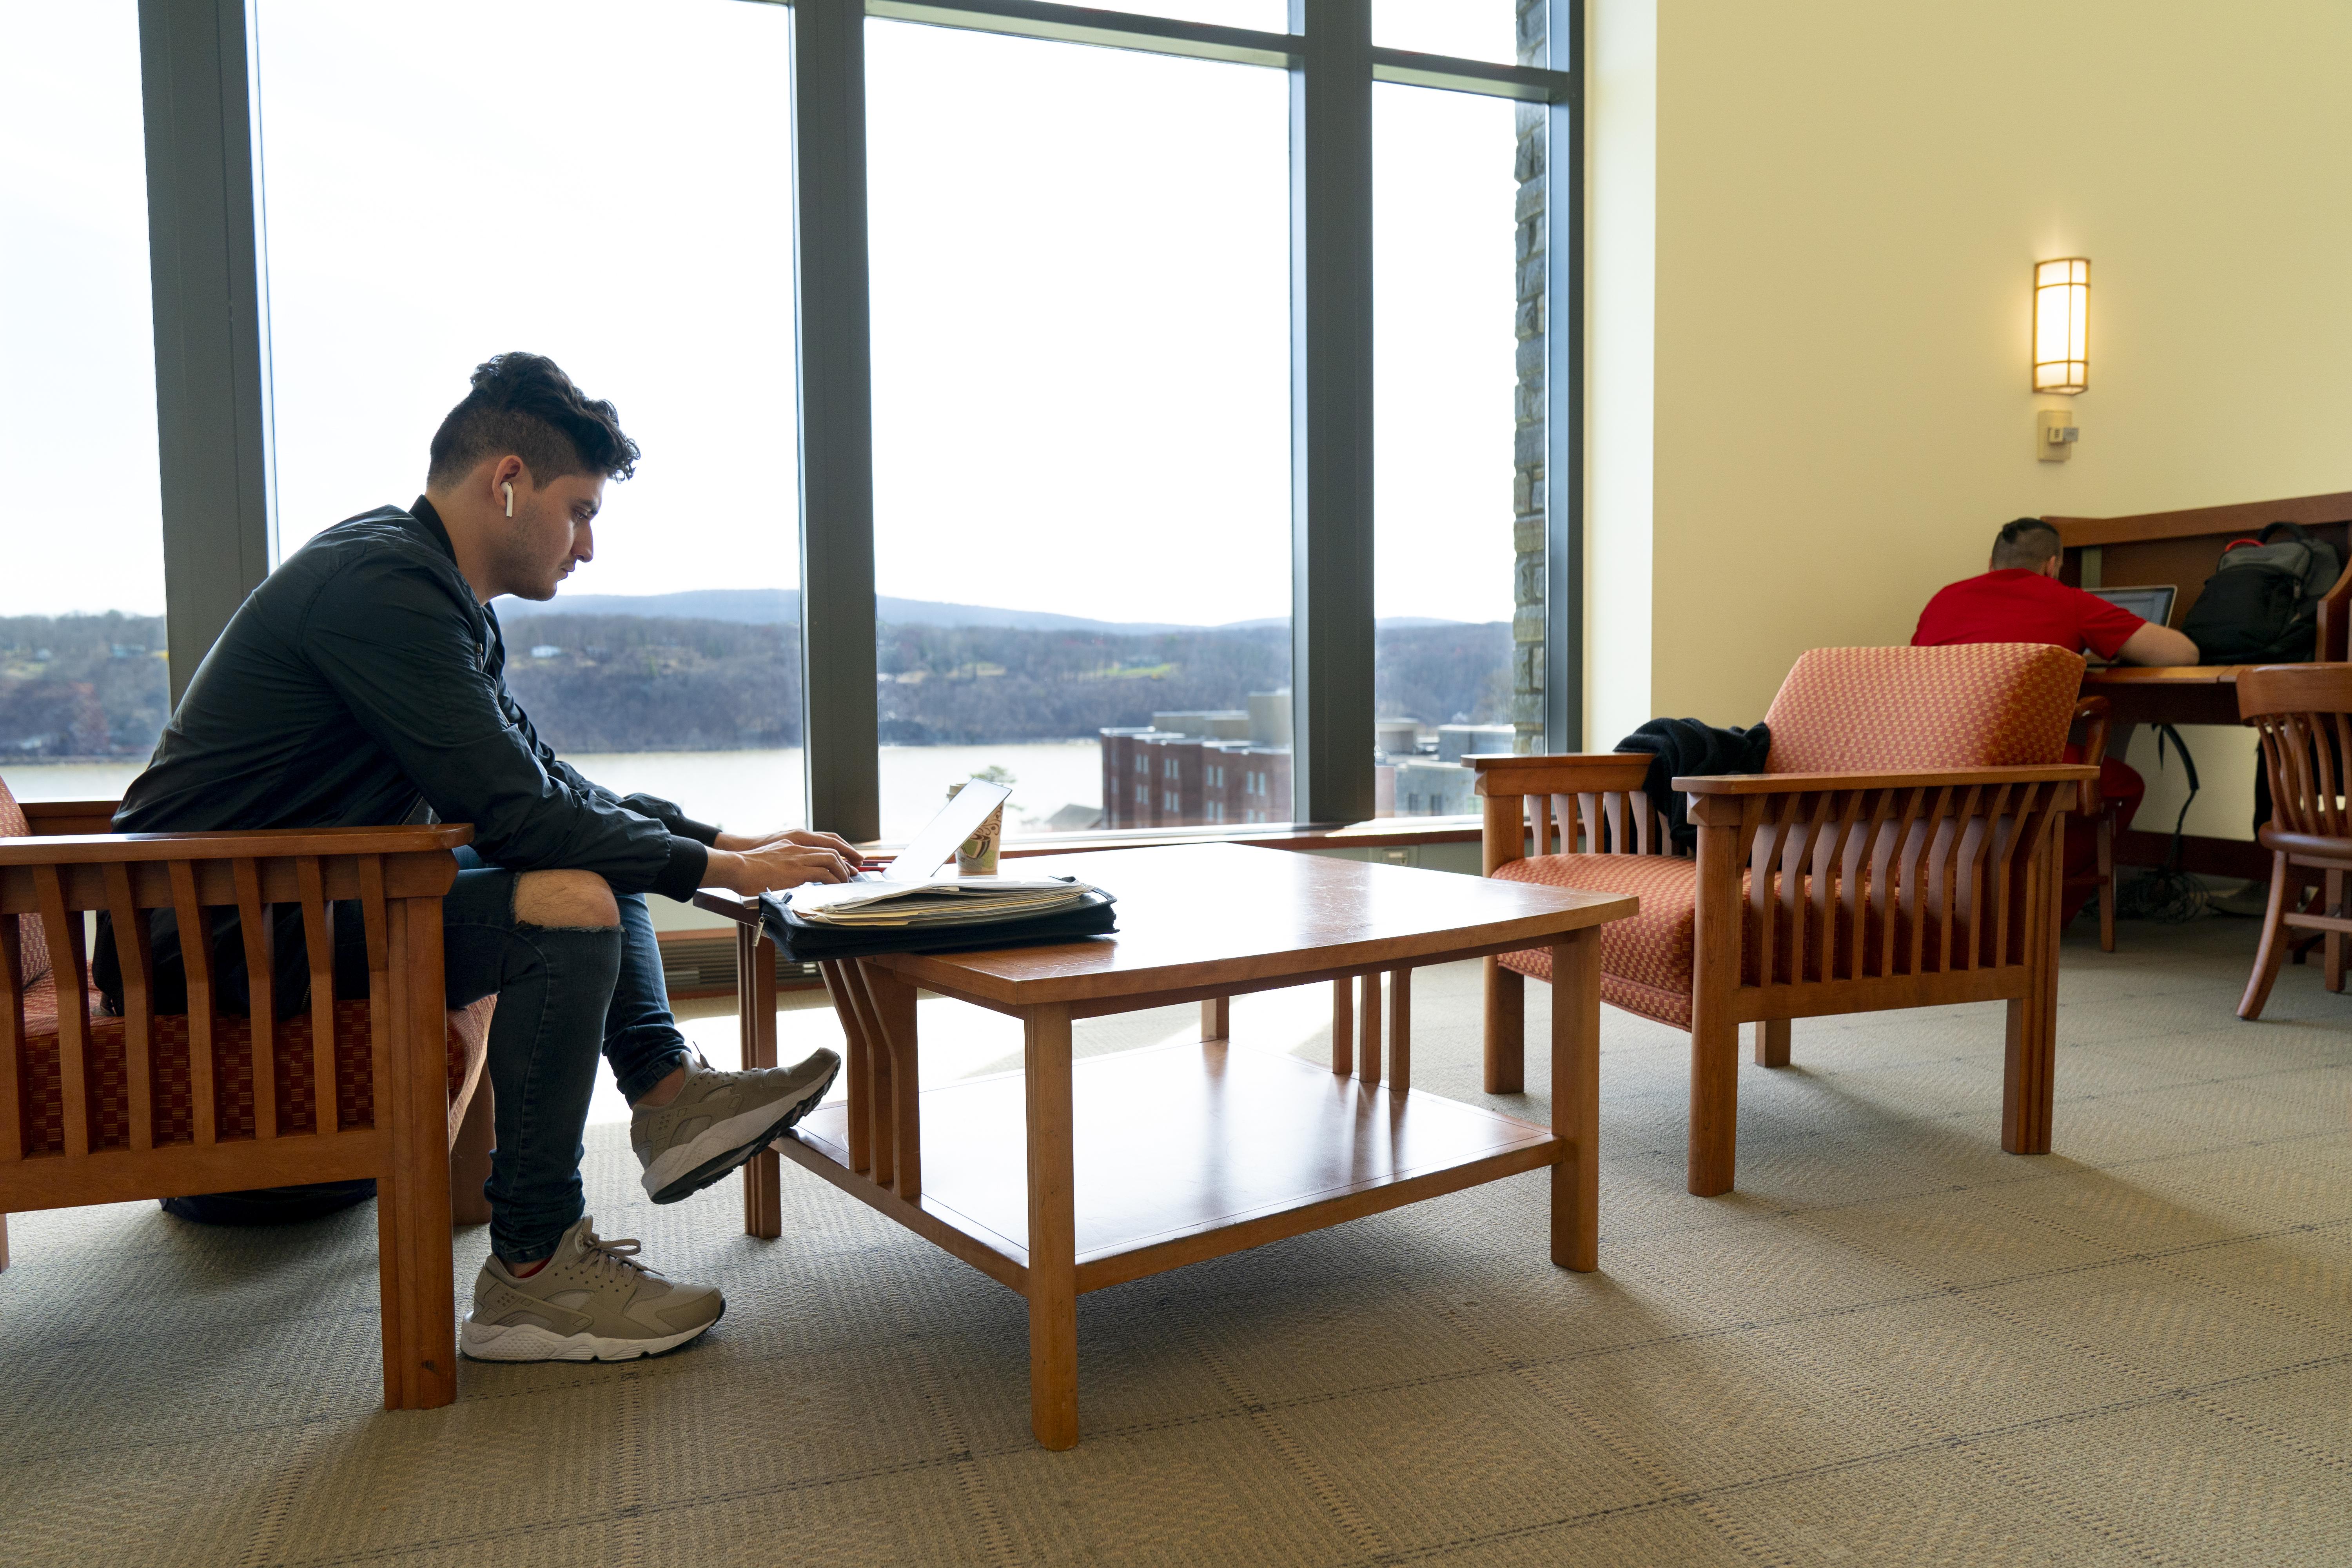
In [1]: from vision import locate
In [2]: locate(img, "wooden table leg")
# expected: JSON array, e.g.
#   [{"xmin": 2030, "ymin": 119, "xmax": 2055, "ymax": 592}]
[
  {"xmin": 1024, "ymin": 1002, "xmax": 1079, "ymax": 1450},
  {"xmin": 842, "ymin": 964, "xmax": 895, "ymax": 1189},
  {"xmin": 862, "ymin": 962, "xmax": 923, "ymax": 1201},
  {"xmin": 1330, "ymin": 978, "xmax": 1354, "ymax": 1077},
  {"xmin": 740, "ymin": 926, "xmax": 782, "ymax": 1239},
  {"xmin": 819, "ymin": 961, "xmax": 873, "ymax": 1174},
  {"xmin": 1357, "ymin": 972, "xmax": 1381, "ymax": 1087},
  {"xmin": 1201, "ymin": 995, "xmax": 1229, "ymax": 1042},
  {"xmin": 1389, "ymin": 967, "xmax": 1411, "ymax": 1094},
  {"xmin": 1484, "ymin": 956, "xmax": 1524, "ymax": 1094},
  {"xmin": 1550, "ymin": 929, "xmax": 1601, "ymax": 1271}
]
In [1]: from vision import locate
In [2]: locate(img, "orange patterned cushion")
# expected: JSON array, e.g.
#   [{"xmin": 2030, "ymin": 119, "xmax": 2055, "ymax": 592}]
[
  {"xmin": 1495, "ymin": 856, "xmax": 1699, "ymax": 1027},
  {"xmin": 1763, "ymin": 644, "xmax": 2084, "ymax": 773},
  {"xmin": 0, "ymin": 773, "xmax": 51, "ymax": 991},
  {"xmin": 15, "ymin": 981, "xmax": 492, "ymax": 1155}
]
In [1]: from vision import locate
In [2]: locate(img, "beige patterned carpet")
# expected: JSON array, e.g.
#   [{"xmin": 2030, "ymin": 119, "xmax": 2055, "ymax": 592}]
[{"xmin": 2, "ymin": 916, "xmax": 2347, "ymax": 1566}]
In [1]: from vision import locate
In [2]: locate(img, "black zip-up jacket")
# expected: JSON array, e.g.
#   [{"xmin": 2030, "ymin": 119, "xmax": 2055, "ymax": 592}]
[
  {"xmin": 115, "ymin": 497, "xmax": 717, "ymax": 893},
  {"xmin": 102, "ymin": 499, "xmax": 720, "ymax": 1014}
]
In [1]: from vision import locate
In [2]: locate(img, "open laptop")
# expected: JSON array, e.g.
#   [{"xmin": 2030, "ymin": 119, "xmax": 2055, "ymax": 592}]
[
  {"xmin": 2089, "ymin": 584, "xmax": 2177, "ymax": 628},
  {"xmin": 870, "ymin": 777, "xmax": 1012, "ymax": 882}
]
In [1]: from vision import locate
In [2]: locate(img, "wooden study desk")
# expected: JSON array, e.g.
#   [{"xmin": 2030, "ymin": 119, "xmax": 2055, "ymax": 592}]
[
  {"xmin": 2054, "ymin": 491, "xmax": 2352, "ymax": 880},
  {"xmin": 2076, "ymin": 665, "xmax": 2264, "ymax": 879},
  {"xmin": 696, "ymin": 842, "xmax": 1634, "ymax": 1450}
]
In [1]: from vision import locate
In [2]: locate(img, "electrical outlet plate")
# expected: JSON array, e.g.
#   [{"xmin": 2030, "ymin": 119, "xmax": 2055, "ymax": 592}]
[{"xmin": 2037, "ymin": 408, "xmax": 2078, "ymax": 462}]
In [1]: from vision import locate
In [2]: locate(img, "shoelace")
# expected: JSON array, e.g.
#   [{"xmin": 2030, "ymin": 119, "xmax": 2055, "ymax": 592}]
[{"xmin": 574, "ymin": 1229, "xmax": 669, "ymax": 1284}]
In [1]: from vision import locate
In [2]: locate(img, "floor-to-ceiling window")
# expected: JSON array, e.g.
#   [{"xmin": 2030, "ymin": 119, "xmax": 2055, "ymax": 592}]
[
  {"xmin": 255, "ymin": 0, "xmax": 807, "ymax": 834},
  {"xmin": 1372, "ymin": 1, "xmax": 1519, "ymax": 62},
  {"xmin": 103, "ymin": 0, "xmax": 1575, "ymax": 846},
  {"xmin": 865, "ymin": 19, "xmax": 1294, "ymax": 838},
  {"xmin": 1370, "ymin": 80, "xmax": 1521, "ymax": 816},
  {"xmin": 0, "ymin": 1, "xmax": 169, "ymax": 802}
]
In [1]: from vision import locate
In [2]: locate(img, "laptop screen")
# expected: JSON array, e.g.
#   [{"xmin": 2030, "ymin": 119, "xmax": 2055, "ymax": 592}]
[
  {"xmin": 883, "ymin": 777, "xmax": 1012, "ymax": 882},
  {"xmin": 2089, "ymin": 585, "xmax": 2177, "ymax": 628}
]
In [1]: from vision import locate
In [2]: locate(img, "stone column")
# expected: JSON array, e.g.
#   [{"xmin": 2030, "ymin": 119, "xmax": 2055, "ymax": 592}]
[{"xmin": 1510, "ymin": 0, "xmax": 1552, "ymax": 755}]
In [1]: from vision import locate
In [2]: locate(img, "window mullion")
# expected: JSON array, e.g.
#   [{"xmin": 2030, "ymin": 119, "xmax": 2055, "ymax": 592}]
[
  {"xmin": 1287, "ymin": 0, "xmax": 1374, "ymax": 825},
  {"xmin": 792, "ymin": 0, "xmax": 883, "ymax": 842},
  {"xmin": 139, "ymin": 0, "xmax": 277, "ymax": 704}
]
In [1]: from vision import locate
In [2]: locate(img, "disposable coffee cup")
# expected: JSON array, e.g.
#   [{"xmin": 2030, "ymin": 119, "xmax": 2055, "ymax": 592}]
[{"xmin": 946, "ymin": 780, "xmax": 1004, "ymax": 875}]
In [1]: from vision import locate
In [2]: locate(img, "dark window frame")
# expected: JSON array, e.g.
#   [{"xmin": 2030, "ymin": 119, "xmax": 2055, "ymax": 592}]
[{"xmin": 135, "ymin": 0, "xmax": 1581, "ymax": 839}]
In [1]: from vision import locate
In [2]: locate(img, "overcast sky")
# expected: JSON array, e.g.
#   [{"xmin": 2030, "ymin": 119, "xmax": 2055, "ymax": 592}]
[{"xmin": 4, "ymin": 0, "xmax": 1520, "ymax": 629}]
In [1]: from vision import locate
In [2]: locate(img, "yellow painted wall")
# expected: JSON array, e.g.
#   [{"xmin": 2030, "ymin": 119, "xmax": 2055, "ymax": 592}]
[{"xmin": 1636, "ymin": 0, "xmax": 2352, "ymax": 838}]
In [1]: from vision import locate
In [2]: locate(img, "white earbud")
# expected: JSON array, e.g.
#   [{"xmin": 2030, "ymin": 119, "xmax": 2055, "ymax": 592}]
[{"xmin": 503, "ymin": 482, "xmax": 514, "ymax": 517}]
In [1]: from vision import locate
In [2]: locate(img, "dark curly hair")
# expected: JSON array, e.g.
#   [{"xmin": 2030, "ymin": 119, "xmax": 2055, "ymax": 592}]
[{"xmin": 426, "ymin": 352, "xmax": 640, "ymax": 487}]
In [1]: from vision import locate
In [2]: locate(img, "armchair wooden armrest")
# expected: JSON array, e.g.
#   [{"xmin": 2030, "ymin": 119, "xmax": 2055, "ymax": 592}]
[
  {"xmin": 16, "ymin": 800, "xmax": 120, "ymax": 837},
  {"xmin": 0, "ymin": 822, "xmax": 472, "ymax": 862},
  {"xmin": 1468, "ymin": 753, "xmax": 1652, "ymax": 797},
  {"xmin": 1673, "ymin": 764, "xmax": 2099, "ymax": 796}
]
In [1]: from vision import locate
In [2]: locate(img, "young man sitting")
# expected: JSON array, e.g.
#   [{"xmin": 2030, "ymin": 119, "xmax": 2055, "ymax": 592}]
[
  {"xmin": 1912, "ymin": 517, "xmax": 2200, "ymax": 906},
  {"xmin": 107, "ymin": 352, "xmax": 853, "ymax": 1363}
]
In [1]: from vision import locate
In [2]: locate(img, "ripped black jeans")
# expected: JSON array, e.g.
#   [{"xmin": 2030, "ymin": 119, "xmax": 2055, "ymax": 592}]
[{"xmin": 439, "ymin": 848, "xmax": 689, "ymax": 1262}]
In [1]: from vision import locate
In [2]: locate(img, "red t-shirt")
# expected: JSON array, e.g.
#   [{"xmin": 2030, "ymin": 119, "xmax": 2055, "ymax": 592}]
[{"xmin": 1911, "ymin": 569, "xmax": 2145, "ymax": 659}]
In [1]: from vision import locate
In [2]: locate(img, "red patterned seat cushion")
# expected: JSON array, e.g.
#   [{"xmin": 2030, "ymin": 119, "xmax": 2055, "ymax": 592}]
[
  {"xmin": 15, "ymin": 976, "xmax": 492, "ymax": 1155},
  {"xmin": 1764, "ymin": 644, "xmax": 2083, "ymax": 773},
  {"xmin": 1495, "ymin": 855, "xmax": 1699, "ymax": 1026}
]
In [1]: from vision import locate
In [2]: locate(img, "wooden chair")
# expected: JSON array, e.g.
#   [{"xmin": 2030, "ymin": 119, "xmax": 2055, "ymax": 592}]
[
  {"xmin": 2060, "ymin": 697, "xmax": 2120, "ymax": 952},
  {"xmin": 0, "ymin": 781, "xmax": 496, "ymax": 1410},
  {"xmin": 1474, "ymin": 644, "xmax": 2098, "ymax": 1197},
  {"xmin": 2234, "ymin": 664, "xmax": 2352, "ymax": 1019}
]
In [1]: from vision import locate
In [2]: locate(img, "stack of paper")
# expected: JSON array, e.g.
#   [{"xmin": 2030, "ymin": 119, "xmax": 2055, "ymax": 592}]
[{"xmin": 786, "ymin": 876, "xmax": 1098, "ymax": 928}]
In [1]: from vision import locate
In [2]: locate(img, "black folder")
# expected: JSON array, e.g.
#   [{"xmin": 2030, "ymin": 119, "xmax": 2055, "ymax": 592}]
[{"xmin": 757, "ymin": 887, "xmax": 1118, "ymax": 965}]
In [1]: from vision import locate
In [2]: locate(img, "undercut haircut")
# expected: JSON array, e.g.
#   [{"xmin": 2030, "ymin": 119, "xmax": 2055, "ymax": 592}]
[
  {"xmin": 1990, "ymin": 517, "xmax": 2062, "ymax": 570},
  {"xmin": 426, "ymin": 352, "xmax": 640, "ymax": 489}
]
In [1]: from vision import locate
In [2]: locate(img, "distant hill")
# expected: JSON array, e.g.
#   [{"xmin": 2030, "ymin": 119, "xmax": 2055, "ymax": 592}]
[
  {"xmin": 0, "ymin": 603, "xmax": 1512, "ymax": 759},
  {"xmin": 499, "ymin": 589, "xmax": 1478, "ymax": 635},
  {"xmin": 496, "ymin": 589, "xmax": 1203, "ymax": 635}
]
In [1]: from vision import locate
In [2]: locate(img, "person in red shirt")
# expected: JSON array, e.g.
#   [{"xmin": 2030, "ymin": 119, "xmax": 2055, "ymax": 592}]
[
  {"xmin": 1914, "ymin": 518, "xmax": 2199, "ymax": 665},
  {"xmin": 1913, "ymin": 517, "xmax": 2201, "ymax": 917}
]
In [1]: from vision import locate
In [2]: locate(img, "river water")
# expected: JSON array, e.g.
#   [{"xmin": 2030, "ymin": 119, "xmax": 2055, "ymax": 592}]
[{"xmin": 3, "ymin": 740, "xmax": 1108, "ymax": 844}]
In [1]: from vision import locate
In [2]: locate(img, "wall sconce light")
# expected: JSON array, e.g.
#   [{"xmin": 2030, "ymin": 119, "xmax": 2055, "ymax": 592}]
[{"xmin": 2033, "ymin": 257, "xmax": 2089, "ymax": 393}]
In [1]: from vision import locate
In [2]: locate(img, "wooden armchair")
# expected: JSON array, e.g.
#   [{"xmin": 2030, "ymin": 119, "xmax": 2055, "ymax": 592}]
[
  {"xmin": 0, "ymin": 782, "xmax": 495, "ymax": 1410},
  {"xmin": 1474, "ymin": 644, "xmax": 2099, "ymax": 1197},
  {"xmin": 2235, "ymin": 663, "xmax": 2352, "ymax": 1018}
]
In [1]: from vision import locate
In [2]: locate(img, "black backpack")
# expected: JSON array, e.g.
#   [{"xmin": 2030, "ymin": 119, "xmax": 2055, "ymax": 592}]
[{"xmin": 2180, "ymin": 521, "xmax": 2343, "ymax": 664}]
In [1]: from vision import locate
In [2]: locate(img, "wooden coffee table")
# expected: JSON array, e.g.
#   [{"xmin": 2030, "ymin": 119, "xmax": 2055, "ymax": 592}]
[{"xmin": 695, "ymin": 842, "xmax": 1634, "ymax": 1450}]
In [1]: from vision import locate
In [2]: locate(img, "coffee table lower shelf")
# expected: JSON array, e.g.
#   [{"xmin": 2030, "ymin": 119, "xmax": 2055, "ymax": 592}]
[{"xmin": 773, "ymin": 1036, "xmax": 1561, "ymax": 1296}]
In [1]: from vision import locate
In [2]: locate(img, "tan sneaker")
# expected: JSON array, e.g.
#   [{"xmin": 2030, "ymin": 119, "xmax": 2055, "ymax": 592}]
[
  {"xmin": 460, "ymin": 1217, "xmax": 723, "ymax": 1362},
  {"xmin": 632, "ymin": 1048, "xmax": 840, "ymax": 1205}
]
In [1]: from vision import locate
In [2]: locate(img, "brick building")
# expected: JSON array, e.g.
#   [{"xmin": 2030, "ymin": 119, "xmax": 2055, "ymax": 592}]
[{"xmin": 1100, "ymin": 694, "xmax": 1293, "ymax": 828}]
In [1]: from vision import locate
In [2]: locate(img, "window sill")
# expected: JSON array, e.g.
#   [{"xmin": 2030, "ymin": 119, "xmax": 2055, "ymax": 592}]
[{"xmin": 860, "ymin": 816, "xmax": 1488, "ymax": 861}]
